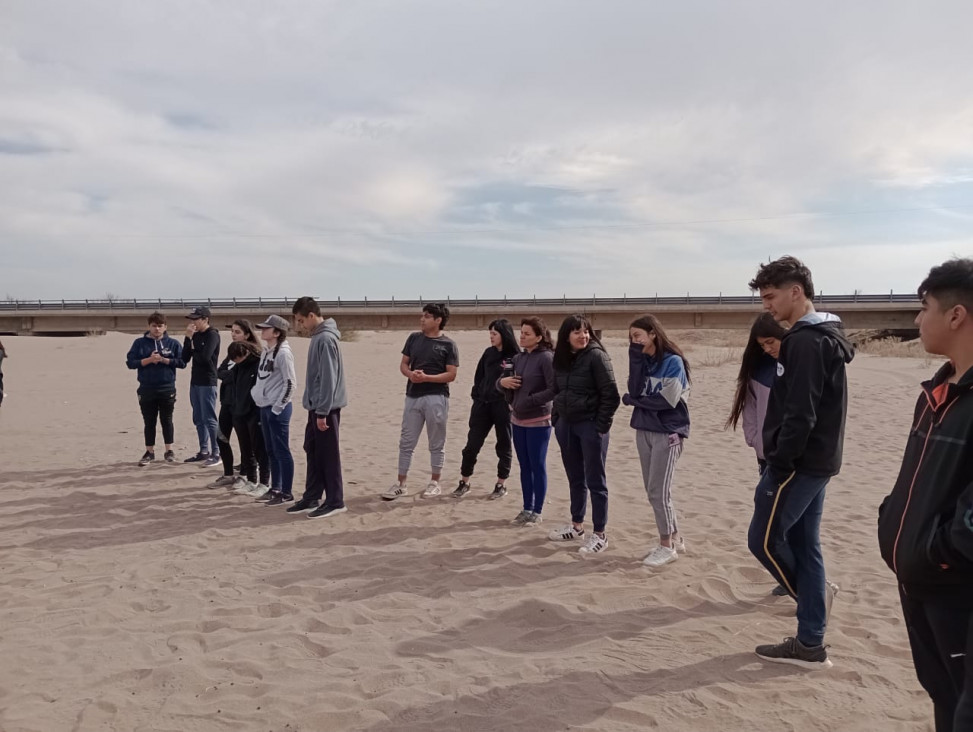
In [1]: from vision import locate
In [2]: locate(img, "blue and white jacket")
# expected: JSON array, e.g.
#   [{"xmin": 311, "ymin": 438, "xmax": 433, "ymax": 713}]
[{"xmin": 622, "ymin": 344, "xmax": 690, "ymax": 438}]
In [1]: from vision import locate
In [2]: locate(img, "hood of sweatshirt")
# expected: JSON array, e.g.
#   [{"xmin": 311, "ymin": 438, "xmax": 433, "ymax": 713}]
[
  {"xmin": 313, "ymin": 318, "xmax": 341, "ymax": 341},
  {"xmin": 789, "ymin": 312, "xmax": 855, "ymax": 364}
]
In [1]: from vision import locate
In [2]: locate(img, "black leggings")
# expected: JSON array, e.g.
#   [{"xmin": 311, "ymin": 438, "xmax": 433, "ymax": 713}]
[
  {"xmin": 460, "ymin": 399, "xmax": 512, "ymax": 479},
  {"xmin": 233, "ymin": 414, "xmax": 269, "ymax": 485},
  {"xmin": 138, "ymin": 389, "xmax": 176, "ymax": 447},
  {"xmin": 217, "ymin": 406, "xmax": 235, "ymax": 476}
]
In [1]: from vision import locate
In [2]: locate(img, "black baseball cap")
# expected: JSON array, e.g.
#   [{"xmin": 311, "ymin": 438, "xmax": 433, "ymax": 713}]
[{"xmin": 186, "ymin": 306, "xmax": 211, "ymax": 319}]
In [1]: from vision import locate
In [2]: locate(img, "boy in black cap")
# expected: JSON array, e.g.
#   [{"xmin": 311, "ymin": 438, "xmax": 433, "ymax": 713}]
[{"xmin": 183, "ymin": 306, "xmax": 222, "ymax": 465}]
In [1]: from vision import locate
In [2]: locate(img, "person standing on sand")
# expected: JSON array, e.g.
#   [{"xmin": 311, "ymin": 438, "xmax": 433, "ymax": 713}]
[
  {"xmin": 622, "ymin": 314, "xmax": 691, "ymax": 569},
  {"xmin": 125, "ymin": 312, "xmax": 186, "ymax": 465},
  {"xmin": 182, "ymin": 306, "xmax": 222, "ymax": 466},
  {"xmin": 287, "ymin": 296, "xmax": 349, "ymax": 520},
  {"xmin": 499, "ymin": 317, "xmax": 556, "ymax": 526},
  {"xmin": 452, "ymin": 318, "xmax": 519, "ymax": 500},
  {"xmin": 382, "ymin": 303, "xmax": 459, "ymax": 501},
  {"xmin": 223, "ymin": 340, "xmax": 266, "ymax": 494},
  {"xmin": 211, "ymin": 319, "xmax": 260, "ymax": 488},
  {"xmin": 547, "ymin": 314, "xmax": 620, "ymax": 556},
  {"xmin": 0, "ymin": 337, "xmax": 7, "ymax": 406},
  {"xmin": 251, "ymin": 314, "xmax": 297, "ymax": 506},
  {"xmin": 746, "ymin": 256, "xmax": 854, "ymax": 670},
  {"xmin": 878, "ymin": 258, "xmax": 973, "ymax": 732}
]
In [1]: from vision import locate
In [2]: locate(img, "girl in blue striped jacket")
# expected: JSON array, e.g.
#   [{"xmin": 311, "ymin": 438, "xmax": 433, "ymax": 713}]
[{"xmin": 622, "ymin": 315, "xmax": 691, "ymax": 568}]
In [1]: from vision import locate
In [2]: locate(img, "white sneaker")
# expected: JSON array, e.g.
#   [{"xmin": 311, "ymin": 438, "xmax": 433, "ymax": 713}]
[
  {"xmin": 643, "ymin": 544, "xmax": 678, "ymax": 567},
  {"xmin": 245, "ymin": 482, "xmax": 270, "ymax": 497},
  {"xmin": 229, "ymin": 477, "xmax": 249, "ymax": 493},
  {"xmin": 382, "ymin": 483, "xmax": 408, "ymax": 501},
  {"xmin": 422, "ymin": 481, "xmax": 442, "ymax": 498},
  {"xmin": 548, "ymin": 524, "xmax": 585, "ymax": 541},
  {"xmin": 578, "ymin": 533, "xmax": 608, "ymax": 555}
]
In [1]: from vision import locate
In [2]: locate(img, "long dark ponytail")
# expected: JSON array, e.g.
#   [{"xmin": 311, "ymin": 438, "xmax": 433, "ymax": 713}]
[
  {"xmin": 488, "ymin": 318, "xmax": 520, "ymax": 357},
  {"xmin": 725, "ymin": 313, "xmax": 788, "ymax": 430}
]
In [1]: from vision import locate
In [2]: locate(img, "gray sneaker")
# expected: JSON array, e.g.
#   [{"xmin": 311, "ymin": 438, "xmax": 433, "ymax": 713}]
[
  {"xmin": 755, "ymin": 636, "xmax": 832, "ymax": 669},
  {"xmin": 511, "ymin": 510, "xmax": 532, "ymax": 525},
  {"xmin": 825, "ymin": 580, "xmax": 840, "ymax": 622},
  {"xmin": 524, "ymin": 512, "xmax": 542, "ymax": 525}
]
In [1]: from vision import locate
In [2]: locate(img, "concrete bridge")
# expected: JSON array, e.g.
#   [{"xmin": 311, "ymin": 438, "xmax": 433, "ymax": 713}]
[{"xmin": 0, "ymin": 294, "xmax": 920, "ymax": 337}]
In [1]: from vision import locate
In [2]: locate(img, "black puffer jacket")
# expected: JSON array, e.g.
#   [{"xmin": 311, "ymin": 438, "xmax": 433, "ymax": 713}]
[
  {"xmin": 552, "ymin": 343, "xmax": 620, "ymax": 434},
  {"xmin": 878, "ymin": 362, "xmax": 973, "ymax": 602}
]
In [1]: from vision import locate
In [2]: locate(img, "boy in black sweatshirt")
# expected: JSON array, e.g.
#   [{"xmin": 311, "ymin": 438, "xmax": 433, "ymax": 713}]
[
  {"xmin": 745, "ymin": 256, "xmax": 854, "ymax": 670},
  {"xmin": 182, "ymin": 306, "xmax": 221, "ymax": 465},
  {"xmin": 878, "ymin": 258, "xmax": 973, "ymax": 731}
]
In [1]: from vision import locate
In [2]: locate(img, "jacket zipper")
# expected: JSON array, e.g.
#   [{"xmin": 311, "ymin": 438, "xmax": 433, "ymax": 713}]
[{"xmin": 891, "ymin": 398, "xmax": 934, "ymax": 575}]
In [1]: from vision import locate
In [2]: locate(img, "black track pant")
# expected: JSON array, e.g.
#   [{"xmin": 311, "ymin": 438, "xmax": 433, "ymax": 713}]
[
  {"xmin": 460, "ymin": 399, "xmax": 512, "ymax": 479},
  {"xmin": 138, "ymin": 389, "xmax": 176, "ymax": 447}
]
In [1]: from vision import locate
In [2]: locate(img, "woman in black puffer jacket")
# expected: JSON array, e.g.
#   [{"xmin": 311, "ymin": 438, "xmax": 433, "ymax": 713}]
[{"xmin": 547, "ymin": 314, "xmax": 620, "ymax": 556}]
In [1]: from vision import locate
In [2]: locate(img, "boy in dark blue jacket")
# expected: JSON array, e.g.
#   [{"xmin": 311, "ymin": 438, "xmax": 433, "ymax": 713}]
[
  {"xmin": 126, "ymin": 312, "xmax": 186, "ymax": 465},
  {"xmin": 878, "ymin": 258, "xmax": 973, "ymax": 732}
]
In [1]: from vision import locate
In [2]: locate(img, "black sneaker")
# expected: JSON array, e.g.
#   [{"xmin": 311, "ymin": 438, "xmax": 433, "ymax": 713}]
[
  {"xmin": 452, "ymin": 480, "xmax": 471, "ymax": 498},
  {"xmin": 164, "ymin": 450, "xmax": 176, "ymax": 463},
  {"xmin": 265, "ymin": 493, "xmax": 294, "ymax": 506},
  {"xmin": 771, "ymin": 584, "xmax": 790, "ymax": 597},
  {"xmin": 488, "ymin": 483, "xmax": 507, "ymax": 500},
  {"xmin": 755, "ymin": 637, "xmax": 832, "ymax": 669},
  {"xmin": 308, "ymin": 505, "xmax": 348, "ymax": 519},
  {"xmin": 254, "ymin": 490, "xmax": 275, "ymax": 502},
  {"xmin": 138, "ymin": 451, "xmax": 155, "ymax": 467},
  {"xmin": 184, "ymin": 452, "xmax": 210, "ymax": 463},
  {"xmin": 286, "ymin": 498, "xmax": 320, "ymax": 513}
]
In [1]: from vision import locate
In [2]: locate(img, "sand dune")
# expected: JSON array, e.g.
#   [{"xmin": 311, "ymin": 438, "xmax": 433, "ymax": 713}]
[{"xmin": 0, "ymin": 330, "xmax": 936, "ymax": 731}]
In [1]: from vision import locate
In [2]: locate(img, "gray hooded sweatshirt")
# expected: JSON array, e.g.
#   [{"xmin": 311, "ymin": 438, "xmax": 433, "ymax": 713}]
[
  {"xmin": 303, "ymin": 318, "xmax": 348, "ymax": 417},
  {"xmin": 251, "ymin": 341, "xmax": 297, "ymax": 414}
]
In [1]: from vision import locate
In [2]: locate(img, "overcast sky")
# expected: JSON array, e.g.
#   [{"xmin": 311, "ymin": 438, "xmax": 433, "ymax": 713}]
[{"xmin": 2, "ymin": 1, "xmax": 971, "ymax": 300}]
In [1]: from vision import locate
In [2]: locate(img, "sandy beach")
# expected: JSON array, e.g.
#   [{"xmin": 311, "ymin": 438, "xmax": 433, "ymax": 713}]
[{"xmin": 0, "ymin": 328, "xmax": 937, "ymax": 731}]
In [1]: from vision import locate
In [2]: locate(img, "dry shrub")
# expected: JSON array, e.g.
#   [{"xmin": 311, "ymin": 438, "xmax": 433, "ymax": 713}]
[
  {"xmin": 694, "ymin": 347, "xmax": 741, "ymax": 368},
  {"xmin": 340, "ymin": 328, "xmax": 360, "ymax": 342},
  {"xmin": 856, "ymin": 338, "xmax": 927, "ymax": 358}
]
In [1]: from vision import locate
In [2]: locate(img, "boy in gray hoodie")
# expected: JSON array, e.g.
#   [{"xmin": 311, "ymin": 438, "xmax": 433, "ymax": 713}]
[{"xmin": 288, "ymin": 297, "xmax": 348, "ymax": 519}]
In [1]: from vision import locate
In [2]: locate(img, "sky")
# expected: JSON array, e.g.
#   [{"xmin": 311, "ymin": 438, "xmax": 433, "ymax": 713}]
[{"xmin": 2, "ymin": 1, "xmax": 972, "ymax": 300}]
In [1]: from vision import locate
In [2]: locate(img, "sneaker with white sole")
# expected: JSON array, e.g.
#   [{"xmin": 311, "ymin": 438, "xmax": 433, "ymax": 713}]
[
  {"xmin": 548, "ymin": 524, "xmax": 585, "ymax": 541},
  {"xmin": 673, "ymin": 535, "xmax": 687, "ymax": 554},
  {"xmin": 512, "ymin": 510, "xmax": 532, "ymax": 525},
  {"xmin": 755, "ymin": 636, "xmax": 832, "ymax": 669},
  {"xmin": 825, "ymin": 580, "xmax": 839, "ymax": 622},
  {"xmin": 525, "ymin": 512, "xmax": 543, "ymax": 525},
  {"xmin": 422, "ymin": 481, "xmax": 441, "ymax": 498},
  {"xmin": 643, "ymin": 544, "xmax": 678, "ymax": 567},
  {"xmin": 578, "ymin": 533, "xmax": 608, "ymax": 555},
  {"xmin": 245, "ymin": 482, "xmax": 270, "ymax": 497},
  {"xmin": 210, "ymin": 475, "xmax": 236, "ymax": 488},
  {"xmin": 381, "ymin": 483, "xmax": 408, "ymax": 501}
]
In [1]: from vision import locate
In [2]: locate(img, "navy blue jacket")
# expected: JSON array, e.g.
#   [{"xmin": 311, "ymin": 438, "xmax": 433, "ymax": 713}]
[
  {"xmin": 126, "ymin": 332, "xmax": 186, "ymax": 392},
  {"xmin": 623, "ymin": 345, "xmax": 691, "ymax": 438}
]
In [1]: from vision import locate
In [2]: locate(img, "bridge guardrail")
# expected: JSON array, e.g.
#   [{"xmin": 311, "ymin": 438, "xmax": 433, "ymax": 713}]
[{"xmin": 0, "ymin": 293, "xmax": 918, "ymax": 312}]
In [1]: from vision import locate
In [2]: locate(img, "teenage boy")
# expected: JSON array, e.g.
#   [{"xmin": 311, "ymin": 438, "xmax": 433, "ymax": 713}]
[
  {"xmin": 382, "ymin": 303, "xmax": 459, "ymax": 500},
  {"xmin": 287, "ymin": 297, "xmax": 349, "ymax": 519},
  {"xmin": 125, "ymin": 312, "xmax": 186, "ymax": 465},
  {"xmin": 878, "ymin": 259, "xmax": 973, "ymax": 731},
  {"xmin": 745, "ymin": 255, "xmax": 854, "ymax": 669},
  {"xmin": 183, "ymin": 305, "xmax": 221, "ymax": 465}
]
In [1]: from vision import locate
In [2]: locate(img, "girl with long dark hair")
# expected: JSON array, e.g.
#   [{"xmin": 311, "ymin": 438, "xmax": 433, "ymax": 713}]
[
  {"xmin": 251, "ymin": 315, "xmax": 297, "ymax": 505},
  {"xmin": 0, "ymin": 338, "xmax": 8, "ymax": 406},
  {"xmin": 500, "ymin": 317, "xmax": 556, "ymax": 525},
  {"xmin": 453, "ymin": 319, "xmax": 520, "ymax": 499},
  {"xmin": 726, "ymin": 313, "xmax": 788, "ymax": 472},
  {"xmin": 622, "ymin": 315, "xmax": 691, "ymax": 568},
  {"xmin": 547, "ymin": 315, "xmax": 620, "ymax": 555},
  {"xmin": 211, "ymin": 319, "xmax": 260, "ymax": 488}
]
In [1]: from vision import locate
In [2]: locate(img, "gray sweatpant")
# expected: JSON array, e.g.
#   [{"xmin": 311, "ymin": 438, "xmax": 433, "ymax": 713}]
[
  {"xmin": 635, "ymin": 430, "xmax": 683, "ymax": 537},
  {"xmin": 398, "ymin": 394, "xmax": 450, "ymax": 476}
]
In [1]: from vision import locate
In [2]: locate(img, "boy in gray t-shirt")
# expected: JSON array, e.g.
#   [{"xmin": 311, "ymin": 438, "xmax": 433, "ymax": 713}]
[{"xmin": 382, "ymin": 303, "xmax": 459, "ymax": 500}]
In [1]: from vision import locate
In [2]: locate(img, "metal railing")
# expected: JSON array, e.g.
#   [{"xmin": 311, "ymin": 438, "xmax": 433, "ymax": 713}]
[{"xmin": 0, "ymin": 292, "xmax": 918, "ymax": 312}]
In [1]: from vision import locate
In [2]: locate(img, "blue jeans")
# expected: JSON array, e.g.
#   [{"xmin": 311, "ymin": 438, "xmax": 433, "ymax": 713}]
[
  {"xmin": 748, "ymin": 470, "xmax": 830, "ymax": 646},
  {"xmin": 512, "ymin": 424, "xmax": 552, "ymax": 514},
  {"xmin": 554, "ymin": 419, "xmax": 609, "ymax": 533},
  {"xmin": 259, "ymin": 404, "xmax": 294, "ymax": 496},
  {"xmin": 189, "ymin": 385, "xmax": 219, "ymax": 455}
]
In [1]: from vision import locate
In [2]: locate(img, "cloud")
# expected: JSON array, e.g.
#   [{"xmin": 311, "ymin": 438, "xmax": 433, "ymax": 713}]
[{"xmin": 1, "ymin": 0, "xmax": 972, "ymax": 299}]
